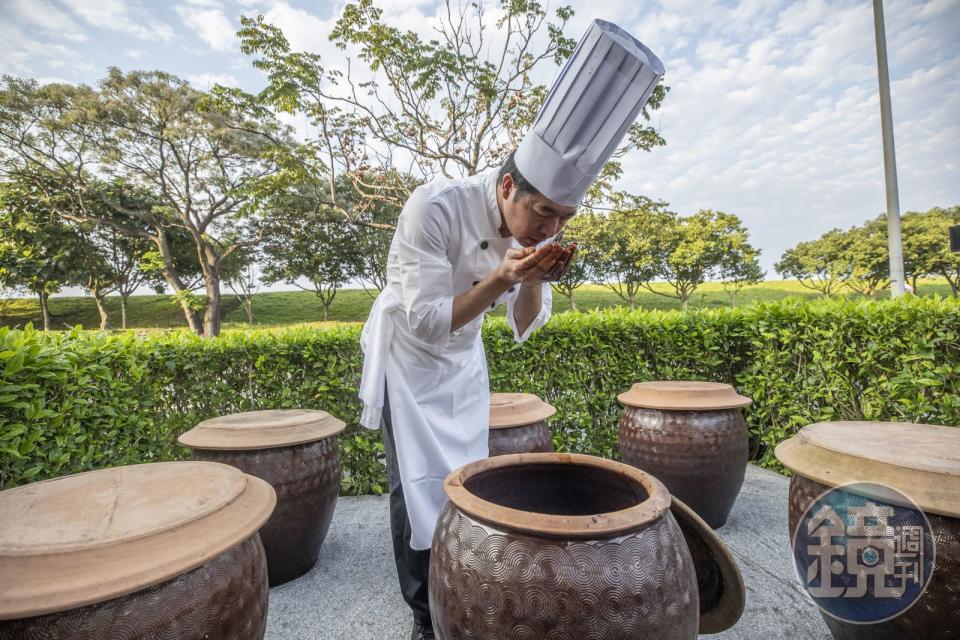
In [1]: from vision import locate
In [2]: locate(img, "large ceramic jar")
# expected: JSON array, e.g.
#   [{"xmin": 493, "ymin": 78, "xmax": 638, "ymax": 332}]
[
  {"xmin": 178, "ymin": 408, "xmax": 346, "ymax": 586},
  {"xmin": 488, "ymin": 392, "xmax": 556, "ymax": 456},
  {"xmin": 776, "ymin": 421, "xmax": 960, "ymax": 640},
  {"xmin": 429, "ymin": 452, "xmax": 745, "ymax": 639},
  {"xmin": 617, "ymin": 381, "xmax": 751, "ymax": 528},
  {"xmin": 0, "ymin": 462, "xmax": 274, "ymax": 640}
]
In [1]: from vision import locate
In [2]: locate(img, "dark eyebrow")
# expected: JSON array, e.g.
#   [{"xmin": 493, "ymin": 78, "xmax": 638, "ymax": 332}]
[{"xmin": 538, "ymin": 203, "xmax": 571, "ymax": 218}]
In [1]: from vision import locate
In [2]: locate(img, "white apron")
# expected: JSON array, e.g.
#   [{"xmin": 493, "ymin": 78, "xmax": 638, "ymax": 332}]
[{"xmin": 359, "ymin": 168, "xmax": 553, "ymax": 550}]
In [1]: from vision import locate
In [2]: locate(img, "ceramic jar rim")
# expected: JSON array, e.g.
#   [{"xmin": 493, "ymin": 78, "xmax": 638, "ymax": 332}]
[{"xmin": 444, "ymin": 452, "xmax": 672, "ymax": 538}]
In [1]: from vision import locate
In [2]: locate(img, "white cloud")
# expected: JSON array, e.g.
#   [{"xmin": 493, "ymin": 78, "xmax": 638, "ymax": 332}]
[
  {"xmin": 126, "ymin": 49, "xmax": 143, "ymax": 59},
  {"xmin": 6, "ymin": 0, "xmax": 87, "ymax": 42},
  {"xmin": 61, "ymin": 0, "xmax": 174, "ymax": 42},
  {"xmin": 185, "ymin": 72, "xmax": 238, "ymax": 88},
  {"xmin": 175, "ymin": 2, "xmax": 237, "ymax": 52},
  {"xmin": 613, "ymin": 0, "xmax": 960, "ymax": 272},
  {"xmin": 0, "ymin": 20, "xmax": 91, "ymax": 77},
  {"xmin": 257, "ymin": 1, "xmax": 339, "ymax": 54}
]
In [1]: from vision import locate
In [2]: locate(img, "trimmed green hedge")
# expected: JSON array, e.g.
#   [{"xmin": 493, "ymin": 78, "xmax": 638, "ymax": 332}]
[{"xmin": 2, "ymin": 296, "xmax": 958, "ymax": 493}]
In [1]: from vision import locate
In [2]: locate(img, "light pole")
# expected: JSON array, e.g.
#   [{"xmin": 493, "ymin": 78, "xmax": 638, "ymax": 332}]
[{"xmin": 872, "ymin": 0, "xmax": 906, "ymax": 297}]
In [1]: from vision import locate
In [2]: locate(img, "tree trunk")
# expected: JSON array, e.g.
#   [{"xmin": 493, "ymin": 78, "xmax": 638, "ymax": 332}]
[
  {"xmin": 121, "ymin": 293, "xmax": 129, "ymax": 329},
  {"xmin": 243, "ymin": 297, "xmax": 254, "ymax": 324},
  {"xmin": 946, "ymin": 272, "xmax": 959, "ymax": 296},
  {"xmin": 92, "ymin": 290, "xmax": 110, "ymax": 330},
  {"xmin": 153, "ymin": 229, "xmax": 203, "ymax": 334},
  {"xmin": 566, "ymin": 291, "xmax": 577, "ymax": 312},
  {"xmin": 911, "ymin": 275, "xmax": 919, "ymax": 295},
  {"xmin": 202, "ymin": 275, "xmax": 222, "ymax": 338},
  {"xmin": 39, "ymin": 292, "xmax": 51, "ymax": 331},
  {"xmin": 681, "ymin": 295, "xmax": 689, "ymax": 311}
]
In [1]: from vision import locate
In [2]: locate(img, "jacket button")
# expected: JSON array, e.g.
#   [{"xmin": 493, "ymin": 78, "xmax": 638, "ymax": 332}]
[
  {"xmin": 472, "ymin": 281, "xmax": 479, "ymax": 286},
  {"xmin": 480, "ymin": 241, "xmax": 489, "ymax": 249},
  {"xmin": 490, "ymin": 302, "xmax": 496, "ymax": 309},
  {"xmin": 508, "ymin": 286, "xmax": 515, "ymax": 293}
]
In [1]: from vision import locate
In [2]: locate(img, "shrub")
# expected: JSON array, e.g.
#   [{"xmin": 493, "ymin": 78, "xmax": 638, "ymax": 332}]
[{"xmin": 1, "ymin": 296, "xmax": 957, "ymax": 492}]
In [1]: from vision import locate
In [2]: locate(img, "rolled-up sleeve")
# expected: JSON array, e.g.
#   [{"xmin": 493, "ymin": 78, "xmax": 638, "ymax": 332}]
[
  {"xmin": 506, "ymin": 282, "xmax": 552, "ymax": 343},
  {"xmin": 395, "ymin": 189, "xmax": 455, "ymax": 353}
]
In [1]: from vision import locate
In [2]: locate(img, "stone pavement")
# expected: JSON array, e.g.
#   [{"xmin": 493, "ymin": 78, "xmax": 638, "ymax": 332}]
[{"xmin": 266, "ymin": 464, "xmax": 832, "ymax": 640}]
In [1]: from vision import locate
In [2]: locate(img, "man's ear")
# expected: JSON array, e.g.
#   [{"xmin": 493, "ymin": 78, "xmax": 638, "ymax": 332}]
[{"xmin": 501, "ymin": 173, "xmax": 515, "ymax": 201}]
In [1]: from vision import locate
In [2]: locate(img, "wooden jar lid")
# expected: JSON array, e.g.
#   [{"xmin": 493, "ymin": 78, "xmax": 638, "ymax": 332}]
[
  {"xmin": 0, "ymin": 461, "xmax": 275, "ymax": 620},
  {"xmin": 617, "ymin": 381, "xmax": 752, "ymax": 410},
  {"xmin": 775, "ymin": 421, "xmax": 960, "ymax": 517},
  {"xmin": 178, "ymin": 408, "xmax": 346, "ymax": 451},
  {"xmin": 489, "ymin": 393, "xmax": 556, "ymax": 429}
]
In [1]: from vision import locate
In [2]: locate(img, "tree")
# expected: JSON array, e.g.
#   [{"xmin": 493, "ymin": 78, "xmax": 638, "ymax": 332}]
[
  {"xmin": 354, "ymin": 205, "xmax": 398, "ymax": 297},
  {"xmin": 0, "ymin": 179, "xmax": 87, "ymax": 329},
  {"xmin": 591, "ymin": 197, "xmax": 673, "ymax": 309},
  {"xmin": 716, "ymin": 216, "xmax": 765, "ymax": 305},
  {"xmin": 234, "ymin": 1, "xmax": 666, "ymax": 229},
  {"xmin": 645, "ymin": 209, "xmax": 760, "ymax": 310},
  {"xmin": 220, "ymin": 243, "xmax": 260, "ymax": 324},
  {"xmin": 261, "ymin": 209, "xmax": 364, "ymax": 322},
  {"xmin": 73, "ymin": 222, "xmax": 120, "ymax": 329},
  {"xmin": 845, "ymin": 216, "xmax": 890, "ymax": 297},
  {"xmin": 0, "ymin": 72, "xmax": 291, "ymax": 337},
  {"xmin": 775, "ymin": 229, "xmax": 855, "ymax": 296},
  {"xmin": 107, "ymin": 227, "xmax": 166, "ymax": 330},
  {"xmin": 550, "ymin": 211, "xmax": 603, "ymax": 311},
  {"xmin": 902, "ymin": 206, "xmax": 960, "ymax": 295}
]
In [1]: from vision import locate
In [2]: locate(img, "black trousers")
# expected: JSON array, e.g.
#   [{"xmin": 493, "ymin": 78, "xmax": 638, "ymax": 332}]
[{"xmin": 381, "ymin": 385, "xmax": 432, "ymax": 625}]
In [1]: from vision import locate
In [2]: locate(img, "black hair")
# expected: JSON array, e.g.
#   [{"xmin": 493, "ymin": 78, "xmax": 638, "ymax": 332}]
[{"xmin": 498, "ymin": 150, "xmax": 542, "ymax": 201}]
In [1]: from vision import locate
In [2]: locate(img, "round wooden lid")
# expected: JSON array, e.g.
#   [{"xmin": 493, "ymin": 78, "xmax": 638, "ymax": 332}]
[
  {"xmin": 0, "ymin": 461, "xmax": 276, "ymax": 620},
  {"xmin": 775, "ymin": 421, "xmax": 960, "ymax": 517},
  {"xmin": 617, "ymin": 381, "xmax": 752, "ymax": 410},
  {"xmin": 489, "ymin": 392, "xmax": 556, "ymax": 429},
  {"xmin": 178, "ymin": 408, "xmax": 346, "ymax": 450}
]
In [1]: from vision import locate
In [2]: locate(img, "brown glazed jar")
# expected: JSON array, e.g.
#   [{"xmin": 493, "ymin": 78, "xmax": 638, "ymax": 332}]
[
  {"xmin": 0, "ymin": 462, "xmax": 275, "ymax": 639},
  {"xmin": 617, "ymin": 381, "xmax": 751, "ymax": 528},
  {"xmin": 178, "ymin": 408, "xmax": 346, "ymax": 586},
  {"xmin": 776, "ymin": 421, "xmax": 960, "ymax": 640},
  {"xmin": 429, "ymin": 452, "xmax": 745, "ymax": 639},
  {"xmin": 488, "ymin": 392, "xmax": 556, "ymax": 456}
]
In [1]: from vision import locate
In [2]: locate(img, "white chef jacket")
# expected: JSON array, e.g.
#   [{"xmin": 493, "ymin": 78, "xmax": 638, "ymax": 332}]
[{"xmin": 358, "ymin": 167, "xmax": 553, "ymax": 550}]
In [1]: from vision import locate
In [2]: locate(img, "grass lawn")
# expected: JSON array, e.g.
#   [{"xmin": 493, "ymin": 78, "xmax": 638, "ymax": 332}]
[{"xmin": 1, "ymin": 279, "xmax": 955, "ymax": 331}]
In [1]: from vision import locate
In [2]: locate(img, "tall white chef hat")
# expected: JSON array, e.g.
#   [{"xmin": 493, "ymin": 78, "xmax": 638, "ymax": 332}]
[{"xmin": 514, "ymin": 19, "xmax": 665, "ymax": 207}]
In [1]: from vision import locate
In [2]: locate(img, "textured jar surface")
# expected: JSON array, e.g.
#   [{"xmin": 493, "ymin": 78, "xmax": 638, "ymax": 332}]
[
  {"xmin": 429, "ymin": 502, "xmax": 700, "ymax": 640},
  {"xmin": 0, "ymin": 534, "xmax": 268, "ymax": 640},
  {"xmin": 619, "ymin": 407, "xmax": 747, "ymax": 528},
  {"xmin": 488, "ymin": 421, "xmax": 554, "ymax": 457},
  {"xmin": 192, "ymin": 436, "xmax": 341, "ymax": 586},
  {"xmin": 788, "ymin": 475, "xmax": 960, "ymax": 640}
]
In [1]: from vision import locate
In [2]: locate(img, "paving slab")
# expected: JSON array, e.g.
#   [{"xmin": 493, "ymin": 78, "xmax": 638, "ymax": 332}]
[{"xmin": 266, "ymin": 464, "xmax": 832, "ymax": 640}]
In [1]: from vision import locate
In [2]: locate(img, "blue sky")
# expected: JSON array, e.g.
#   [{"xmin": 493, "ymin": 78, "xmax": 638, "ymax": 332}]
[{"xmin": 2, "ymin": 0, "xmax": 959, "ymax": 289}]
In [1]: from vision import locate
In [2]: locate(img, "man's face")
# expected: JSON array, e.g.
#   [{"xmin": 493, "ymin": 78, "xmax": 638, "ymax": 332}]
[{"xmin": 499, "ymin": 174, "xmax": 578, "ymax": 247}]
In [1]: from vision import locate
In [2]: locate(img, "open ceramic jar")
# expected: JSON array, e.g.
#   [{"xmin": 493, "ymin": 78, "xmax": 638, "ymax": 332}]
[
  {"xmin": 488, "ymin": 392, "xmax": 556, "ymax": 456},
  {"xmin": 178, "ymin": 408, "xmax": 345, "ymax": 586},
  {"xmin": 618, "ymin": 381, "xmax": 751, "ymax": 528},
  {"xmin": 429, "ymin": 452, "xmax": 745, "ymax": 639},
  {"xmin": 0, "ymin": 462, "xmax": 275, "ymax": 639}
]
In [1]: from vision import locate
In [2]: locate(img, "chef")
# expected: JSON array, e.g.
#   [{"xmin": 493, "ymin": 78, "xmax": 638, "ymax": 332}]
[{"xmin": 358, "ymin": 19, "xmax": 664, "ymax": 640}]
